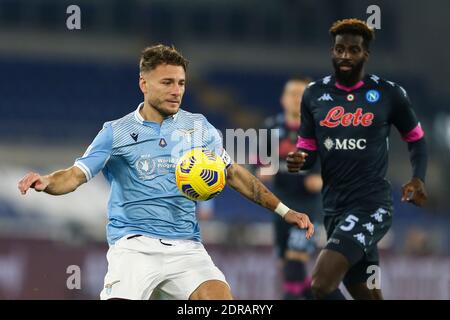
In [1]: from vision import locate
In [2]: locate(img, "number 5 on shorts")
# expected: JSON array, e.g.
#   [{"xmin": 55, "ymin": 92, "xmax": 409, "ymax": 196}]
[{"xmin": 340, "ymin": 214, "xmax": 359, "ymax": 232}]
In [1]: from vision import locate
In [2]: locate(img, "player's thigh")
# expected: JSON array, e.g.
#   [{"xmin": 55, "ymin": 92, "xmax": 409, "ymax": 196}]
[
  {"xmin": 159, "ymin": 241, "xmax": 231, "ymax": 300},
  {"xmin": 325, "ymin": 207, "xmax": 392, "ymax": 266},
  {"xmin": 189, "ymin": 280, "xmax": 233, "ymax": 300},
  {"xmin": 311, "ymin": 215, "xmax": 362, "ymax": 290},
  {"xmin": 343, "ymin": 248, "xmax": 383, "ymax": 300},
  {"xmin": 312, "ymin": 248, "xmax": 350, "ymax": 289}
]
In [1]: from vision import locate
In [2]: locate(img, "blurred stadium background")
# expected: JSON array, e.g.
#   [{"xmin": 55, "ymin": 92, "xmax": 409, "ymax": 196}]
[{"xmin": 0, "ymin": 0, "xmax": 449, "ymax": 299}]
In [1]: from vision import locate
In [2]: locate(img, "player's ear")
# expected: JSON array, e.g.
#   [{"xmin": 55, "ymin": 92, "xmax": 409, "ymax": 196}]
[
  {"xmin": 139, "ymin": 74, "xmax": 147, "ymax": 94},
  {"xmin": 364, "ymin": 50, "xmax": 370, "ymax": 61}
]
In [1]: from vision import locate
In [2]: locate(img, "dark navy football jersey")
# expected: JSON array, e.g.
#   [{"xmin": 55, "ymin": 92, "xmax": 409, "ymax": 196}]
[
  {"xmin": 263, "ymin": 113, "xmax": 322, "ymax": 218},
  {"xmin": 297, "ymin": 74, "xmax": 424, "ymax": 215}
]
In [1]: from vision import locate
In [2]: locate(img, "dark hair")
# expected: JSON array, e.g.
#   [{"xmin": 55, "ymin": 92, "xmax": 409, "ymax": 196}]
[
  {"xmin": 139, "ymin": 44, "xmax": 189, "ymax": 73},
  {"xmin": 329, "ymin": 18, "xmax": 375, "ymax": 50}
]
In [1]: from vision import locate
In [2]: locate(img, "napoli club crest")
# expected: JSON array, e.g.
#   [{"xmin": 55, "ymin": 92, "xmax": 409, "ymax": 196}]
[{"xmin": 365, "ymin": 90, "xmax": 380, "ymax": 103}]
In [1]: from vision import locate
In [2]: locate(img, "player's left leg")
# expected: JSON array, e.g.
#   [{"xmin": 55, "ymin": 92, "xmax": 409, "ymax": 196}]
[
  {"xmin": 343, "ymin": 248, "xmax": 384, "ymax": 300},
  {"xmin": 341, "ymin": 206, "xmax": 392, "ymax": 300},
  {"xmin": 157, "ymin": 239, "xmax": 232, "ymax": 300},
  {"xmin": 189, "ymin": 280, "xmax": 233, "ymax": 300}
]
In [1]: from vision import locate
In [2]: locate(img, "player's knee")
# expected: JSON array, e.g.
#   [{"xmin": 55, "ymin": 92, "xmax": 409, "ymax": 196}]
[
  {"xmin": 311, "ymin": 278, "xmax": 327, "ymax": 299},
  {"xmin": 311, "ymin": 274, "xmax": 337, "ymax": 299},
  {"xmin": 189, "ymin": 280, "xmax": 233, "ymax": 300}
]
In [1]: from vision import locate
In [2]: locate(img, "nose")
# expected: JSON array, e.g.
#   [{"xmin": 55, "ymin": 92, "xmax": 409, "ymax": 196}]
[
  {"xmin": 341, "ymin": 50, "xmax": 351, "ymax": 59},
  {"xmin": 171, "ymin": 85, "xmax": 183, "ymax": 96}
]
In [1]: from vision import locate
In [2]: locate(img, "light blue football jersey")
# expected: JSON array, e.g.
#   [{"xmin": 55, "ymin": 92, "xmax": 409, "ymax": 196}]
[{"xmin": 75, "ymin": 103, "xmax": 231, "ymax": 245}]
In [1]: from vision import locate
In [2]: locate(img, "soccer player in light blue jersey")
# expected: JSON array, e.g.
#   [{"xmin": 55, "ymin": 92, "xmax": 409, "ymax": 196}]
[{"xmin": 18, "ymin": 45, "xmax": 314, "ymax": 300}]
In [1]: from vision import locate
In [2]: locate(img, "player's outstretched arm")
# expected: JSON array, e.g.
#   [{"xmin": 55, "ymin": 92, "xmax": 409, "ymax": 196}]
[
  {"xmin": 18, "ymin": 166, "xmax": 87, "ymax": 196},
  {"xmin": 226, "ymin": 163, "xmax": 314, "ymax": 239}
]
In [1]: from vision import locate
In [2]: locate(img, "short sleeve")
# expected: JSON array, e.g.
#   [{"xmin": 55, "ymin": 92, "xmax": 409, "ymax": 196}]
[
  {"xmin": 74, "ymin": 123, "xmax": 113, "ymax": 181},
  {"xmin": 203, "ymin": 117, "xmax": 233, "ymax": 168},
  {"xmin": 297, "ymin": 88, "xmax": 318, "ymax": 151}
]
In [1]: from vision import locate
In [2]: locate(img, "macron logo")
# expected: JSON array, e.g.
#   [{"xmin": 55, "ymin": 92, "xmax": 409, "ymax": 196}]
[
  {"xmin": 130, "ymin": 132, "xmax": 139, "ymax": 142},
  {"xmin": 318, "ymin": 93, "xmax": 333, "ymax": 101}
]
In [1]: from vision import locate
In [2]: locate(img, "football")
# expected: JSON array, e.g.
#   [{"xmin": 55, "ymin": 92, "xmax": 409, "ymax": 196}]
[{"xmin": 175, "ymin": 148, "xmax": 227, "ymax": 201}]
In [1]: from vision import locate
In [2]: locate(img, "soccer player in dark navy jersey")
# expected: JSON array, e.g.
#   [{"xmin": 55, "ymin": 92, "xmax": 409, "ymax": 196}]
[{"xmin": 287, "ymin": 19, "xmax": 428, "ymax": 300}]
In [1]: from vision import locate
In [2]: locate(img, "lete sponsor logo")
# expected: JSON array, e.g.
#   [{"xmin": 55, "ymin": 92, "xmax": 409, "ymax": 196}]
[{"xmin": 320, "ymin": 106, "xmax": 374, "ymax": 128}]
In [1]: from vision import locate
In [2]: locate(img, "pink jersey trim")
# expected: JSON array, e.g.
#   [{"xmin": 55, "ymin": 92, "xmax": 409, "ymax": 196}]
[
  {"xmin": 402, "ymin": 123, "xmax": 424, "ymax": 142},
  {"xmin": 296, "ymin": 136, "xmax": 317, "ymax": 151},
  {"xmin": 335, "ymin": 80, "xmax": 364, "ymax": 92}
]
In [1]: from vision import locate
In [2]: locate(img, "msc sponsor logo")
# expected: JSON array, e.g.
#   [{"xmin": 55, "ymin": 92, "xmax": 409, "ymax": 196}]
[
  {"xmin": 320, "ymin": 106, "xmax": 374, "ymax": 128},
  {"xmin": 323, "ymin": 137, "xmax": 367, "ymax": 151}
]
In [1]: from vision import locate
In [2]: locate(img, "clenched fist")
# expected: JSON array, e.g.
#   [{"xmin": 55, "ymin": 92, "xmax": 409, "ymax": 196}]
[
  {"xmin": 401, "ymin": 177, "xmax": 427, "ymax": 207},
  {"xmin": 286, "ymin": 151, "xmax": 308, "ymax": 173}
]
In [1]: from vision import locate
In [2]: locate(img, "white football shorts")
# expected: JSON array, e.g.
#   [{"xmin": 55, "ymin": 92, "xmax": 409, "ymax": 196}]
[{"xmin": 100, "ymin": 234, "xmax": 229, "ymax": 300}]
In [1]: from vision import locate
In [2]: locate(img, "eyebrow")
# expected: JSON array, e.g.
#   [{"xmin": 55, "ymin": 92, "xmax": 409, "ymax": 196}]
[{"xmin": 160, "ymin": 78, "xmax": 185, "ymax": 82}]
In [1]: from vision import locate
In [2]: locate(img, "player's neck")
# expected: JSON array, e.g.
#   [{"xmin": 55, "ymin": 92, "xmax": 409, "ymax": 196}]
[
  {"xmin": 140, "ymin": 102, "xmax": 164, "ymax": 123},
  {"xmin": 335, "ymin": 70, "xmax": 366, "ymax": 88}
]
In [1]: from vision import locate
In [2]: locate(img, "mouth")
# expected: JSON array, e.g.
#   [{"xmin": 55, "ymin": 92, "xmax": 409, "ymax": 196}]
[
  {"xmin": 338, "ymin": 64, "xmax": 353, "ymax": 72},
  {"xmin": 166, "ymin": 100, "xmax": 180, "ymax": 106}
]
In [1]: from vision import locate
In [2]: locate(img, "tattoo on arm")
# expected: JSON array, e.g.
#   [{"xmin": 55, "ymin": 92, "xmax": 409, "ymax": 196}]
[
  {"xmin": 228, "ymin": 164, "xmax": 279, "ymax": 211},
  {"xmin": 251, "ymin": 176, "xmax": 262, "ymax": 205},
  {"xmin": 250, "ymin": 175, "xmax": 277, "ymax": 210}
]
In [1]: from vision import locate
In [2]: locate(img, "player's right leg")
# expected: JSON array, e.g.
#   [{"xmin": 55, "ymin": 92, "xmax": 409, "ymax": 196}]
[
  {"xmin": 311, "ymin": 248, "xmax": 350, "ymax": 299},
  {"xmin": 311, "ymin": 214, "xmax": 366, "ymax": 299},
  {"xmin": 100, "ymin": 234, "xmax": 163, "ymax": 300}
]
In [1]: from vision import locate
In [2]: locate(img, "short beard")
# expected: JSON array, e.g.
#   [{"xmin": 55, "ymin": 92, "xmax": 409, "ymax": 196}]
[
  {"xmin": 333, "ymin": 59, "xmax": 364, "ymax": 86},
  {"xmin": 148, "ymin": 98, "xmax": 177, "ymax": 118}
]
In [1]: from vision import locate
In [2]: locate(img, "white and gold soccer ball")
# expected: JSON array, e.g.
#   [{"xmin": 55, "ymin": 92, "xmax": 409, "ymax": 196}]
[{"xmin": 175, "ymin": 148, "xmax": 227, "ymax": 201}]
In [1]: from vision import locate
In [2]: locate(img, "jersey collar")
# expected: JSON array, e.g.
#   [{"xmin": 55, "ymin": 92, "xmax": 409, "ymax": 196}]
[
  {"xmin": 134, "ymin": 102, "xmax": 179, "ymax": 125},
  {"xmin": 335, "ymin": 79, "xmax": 365, "ymax": 92}
]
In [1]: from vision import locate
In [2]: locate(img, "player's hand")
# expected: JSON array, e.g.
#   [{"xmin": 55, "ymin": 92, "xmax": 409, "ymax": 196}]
[
  {"xmin": 286, "ymin": 151, "xmax": 308, "ymax": 173},
  {"xmin": 283, "ymin": 210, "xmax": 314, "ymax": 239},
  {"xmin": 18, "ymin": 172, "xmax": 50, "ymax": 195},
  {"xmin": 401, "ymin": 177, "xmax": 427, "ymax": 207}
]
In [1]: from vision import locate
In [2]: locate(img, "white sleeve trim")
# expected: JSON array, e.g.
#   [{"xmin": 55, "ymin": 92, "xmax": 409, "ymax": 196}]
[
  {"xmin": 220, "ymin": 149, "xmax": 233, "ymax": 168},
  {"xmin": 74, "ymin": 162, "xmax": 92, "ymax": 181}
]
